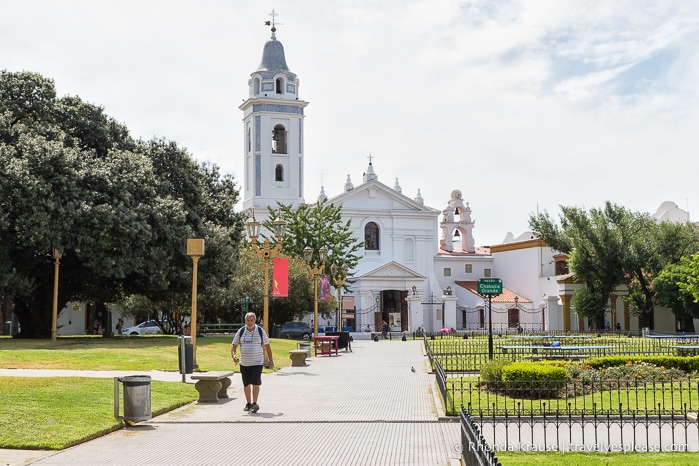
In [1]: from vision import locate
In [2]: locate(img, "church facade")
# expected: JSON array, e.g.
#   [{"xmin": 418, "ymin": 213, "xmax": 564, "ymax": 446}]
[{"xmin": 241, "ymin": 26, "xmax": 692, "ymax": 335}]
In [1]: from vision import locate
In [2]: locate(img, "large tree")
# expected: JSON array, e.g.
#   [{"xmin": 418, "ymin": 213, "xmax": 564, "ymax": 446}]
[
  {"xmin": 254, "ymin": 201, "xmax": 363, "ymax": 324},
  {"xmin": 0, "ymin": 71, "xmax": 242, "ymax": 337},
  {"xmin": 654, "ymin": 259, "xmax": 699, "ymax": 333}
]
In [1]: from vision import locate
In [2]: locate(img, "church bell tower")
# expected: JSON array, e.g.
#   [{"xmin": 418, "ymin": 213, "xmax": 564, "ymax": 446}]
[{"xmin": 241, "ymin": 11, "xmax": 308, "ymax": 220}]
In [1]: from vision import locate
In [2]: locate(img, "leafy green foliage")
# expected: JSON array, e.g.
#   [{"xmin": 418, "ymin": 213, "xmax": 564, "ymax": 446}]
[
  {"xmin": 0, "ymin": 71, "xmax": 243, "ymax": 336},
  {"xmin": 529, "ymin": 201, "xmax": 699, "ymax": 328},
  {"xmin": 500, "ymin": 361, "xmax": 567, "ymax": 397}
]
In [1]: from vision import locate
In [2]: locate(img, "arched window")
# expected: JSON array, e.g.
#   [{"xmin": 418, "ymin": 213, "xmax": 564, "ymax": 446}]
[
  {"xmin": 275, "ymin": 164, "xmax": 284, "ymax": 182},
  {"xmin": 276, "ymin": 77, "xmax": 283, "ymax": 94},
  {"xmin": 272, "ymin": 125, "xmax": 287, "ymax": 154},
  {"xmin": 365, "ymin": 222, "xmax": 379, "ymax": 250},
  {"xmin": 253, "ymin": 77, "xmax": 260, "ymax": 95}
]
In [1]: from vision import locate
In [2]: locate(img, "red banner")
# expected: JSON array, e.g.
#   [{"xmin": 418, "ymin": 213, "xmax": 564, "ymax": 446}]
[
  {"xmin": 272, "ymin": 258, "xmax": 288, "ymax": 297},
  {"xmin": 319, "ymin": 274, "xmax": 331, "ymax": 301}
]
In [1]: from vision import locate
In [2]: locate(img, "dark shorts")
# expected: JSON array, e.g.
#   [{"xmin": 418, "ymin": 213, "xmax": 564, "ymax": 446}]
[{"xmin": 240, "ymin": 364, "xmax": 263, "ymax": 386}]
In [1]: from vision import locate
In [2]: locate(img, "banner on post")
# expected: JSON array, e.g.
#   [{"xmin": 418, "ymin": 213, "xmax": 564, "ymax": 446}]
[
  {"xmin": 272, "ymin": 258, "xmax": 288, "ymax": 297},
  {"xmin": 319, "ymin": 274, "xmax": 331, "ymax": 301}
]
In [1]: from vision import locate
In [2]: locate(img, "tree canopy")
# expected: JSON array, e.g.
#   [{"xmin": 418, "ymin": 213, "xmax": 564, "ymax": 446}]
[
  {"xmin": 529, "ymin": 201, "xmax": 699, "ymax": 328},
  {"xmin": 0, "ymin": 70, "xmax": 243, "ymax": 337}
]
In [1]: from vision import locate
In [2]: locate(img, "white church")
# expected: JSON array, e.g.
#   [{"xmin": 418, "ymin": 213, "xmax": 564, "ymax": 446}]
[{"xmin": 240, "ymin": 22, "xmax": 696, "ymax": 336}]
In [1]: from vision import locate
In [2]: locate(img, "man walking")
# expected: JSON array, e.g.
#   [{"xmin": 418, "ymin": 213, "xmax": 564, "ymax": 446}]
[{"xmin": 231, "ymin": 312, "xmax": 274, "ymax": 413}]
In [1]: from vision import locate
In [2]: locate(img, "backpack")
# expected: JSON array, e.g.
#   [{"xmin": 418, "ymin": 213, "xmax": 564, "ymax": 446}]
[{"xmin": 236, "ymin": 325, "xmax": 264, "ymax": 345}]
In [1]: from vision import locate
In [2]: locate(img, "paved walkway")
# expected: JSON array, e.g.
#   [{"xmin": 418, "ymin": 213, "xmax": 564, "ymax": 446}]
[{"xmin": 2, "ymin": 340, "xmax": 462, "ymax": 466}]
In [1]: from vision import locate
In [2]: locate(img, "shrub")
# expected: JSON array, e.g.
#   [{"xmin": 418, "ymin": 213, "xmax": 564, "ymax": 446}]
[
  {"xmin": 589, "ymin": 355, "xmax": 699, "ymax": 373},
  {"xmin": 501, "ymin": 361, "xmax": 567, "ymax": 398},
  {"xmin": 479, "ymin": 360, "xmax": 509, "ymax": 383}
]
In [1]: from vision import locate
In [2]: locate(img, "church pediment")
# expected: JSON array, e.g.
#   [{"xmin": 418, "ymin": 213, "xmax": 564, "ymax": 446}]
[
  {"xmin": 327, "ymin": 180, "xmax": 439, "ymax": 213},
  {"xmin": 360, "ymin": 261, "xmax": 426, "ymax": 280}
]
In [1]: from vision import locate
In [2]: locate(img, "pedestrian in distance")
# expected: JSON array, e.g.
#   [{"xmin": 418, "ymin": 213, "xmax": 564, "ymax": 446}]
[
  {"xmin": 231, "ymin": 312, "xmax": 274, "ymax": 414},
  {"xmin": 116, "ymin": 318, "xmax": 124, "ymax": 335}
]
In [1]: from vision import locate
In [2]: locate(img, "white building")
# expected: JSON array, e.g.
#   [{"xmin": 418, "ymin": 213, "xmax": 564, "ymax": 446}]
[{"xmin": 240, "ymin": 26, "xmax": 697, "ymax": 335}]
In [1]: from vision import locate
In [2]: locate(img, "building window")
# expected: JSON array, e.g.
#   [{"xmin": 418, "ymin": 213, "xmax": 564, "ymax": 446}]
[
  {"xmin": 365, "ymin": 222, "xmax": 379, "ymax": 250},
  {"xmin": 443, "ymin": 268, "xmax": 451, "ymax": 277},
  {"xmin": 276, "ymin": 77, "xmax": 284, "ymax": 94},
  {"xmin": 465, "ymin": 264, "xmax": 472, "ymax": 273},
  {"xmin": 272, "ymin": 125, "xmax": 287, "ymax": 154},
  {"xmin": 253, "ymin": 77, "xmax": 260, "ymax": 95},
  {"xmin": 484, "ymin": 269, "xmax": 492, "ymax": 278},
  {"xmin": 247, "ymin": 127, "xmax": 251, "ymax": 152},
  {"xmin": 275, "ymin": 164, "xmax": 284, "ymax": 182}
]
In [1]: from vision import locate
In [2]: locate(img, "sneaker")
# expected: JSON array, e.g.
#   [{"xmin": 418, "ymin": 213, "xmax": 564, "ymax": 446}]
[
  {"xmin": 250, "ymin": 402, "xmax": 259, "ymax": 413},
  {"xmin": 244, "ymin": 403, "xmax": 252, "ymax": 411}
]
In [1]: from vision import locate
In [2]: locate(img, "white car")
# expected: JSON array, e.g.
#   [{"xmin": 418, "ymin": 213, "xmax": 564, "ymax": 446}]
[{"xmin": 122, "ymin": 320, "xmax": 163, "ymax": 335}]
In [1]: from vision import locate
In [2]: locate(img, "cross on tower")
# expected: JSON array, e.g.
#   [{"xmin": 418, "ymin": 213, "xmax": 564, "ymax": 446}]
[
  {"xmin": 367, "ymin": 154, "xmax": 374, "ymax": 164},
  {"xmin": 264, "ymin": 9, "xmax": 283, "ymax": 39}
]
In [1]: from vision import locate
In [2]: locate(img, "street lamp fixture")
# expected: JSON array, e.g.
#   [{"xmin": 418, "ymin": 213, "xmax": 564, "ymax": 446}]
[
  {"xmin": 247, "ymin": 211, "xmax": 286, "ymax": 334},
  {"xmin": 187, "ymin": 238, "xmax": 205, "ymax": 368},
  {"xmin": 304, "ymin": 245, "xmax": 328, "ymax": 337},
  {"xmin": 331, "ymin": 263, "xmax": 349, "ymax": 332}
]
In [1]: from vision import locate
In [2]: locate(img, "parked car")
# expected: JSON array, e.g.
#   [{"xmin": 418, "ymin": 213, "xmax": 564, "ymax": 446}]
[
  {"xmin": 122, "ymin": 320, "xmax": 163, "ymax": 335},
  {"xmin": 279, "ymin": 322, "xmax": 312, "ymax": 340}
]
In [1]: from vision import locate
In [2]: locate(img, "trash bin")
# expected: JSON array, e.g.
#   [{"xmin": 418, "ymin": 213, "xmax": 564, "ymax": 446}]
[
  {"xmin": 114, "ymin": 375, "xmax": 151, "ymax": 422},
  {"xmin": 272, "ymin": 323, "xmax": 281, "ymax": 338},
  {"xmin": 178, "ymin": 336, "xmax": 193, "ymax": 374},
  {"xmin": 4, "ymin": 321, "xmax": 11, "ymax": 335}
]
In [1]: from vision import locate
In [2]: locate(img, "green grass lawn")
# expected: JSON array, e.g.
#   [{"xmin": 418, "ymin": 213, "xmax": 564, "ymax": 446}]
[
  {"xmin": 496, "ymin": 451, "xmax": 699, "ymax": 465},
  {"xmin": 0, "ymin": 335, "xmax": 298, "ymax": 371},
  {"xmin": 0, "ymin": 377, "xmax": 195, "ymax": 449},
  {"xmin": 0, "ymin": 335, "xmax": 299, "ymax": 450}
]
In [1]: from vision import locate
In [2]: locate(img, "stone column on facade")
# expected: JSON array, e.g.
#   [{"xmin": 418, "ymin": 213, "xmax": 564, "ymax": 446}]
[
  {"xmin": 609, "ymin": 294, "xmax": 617, "ymax": 330},
  {"xmin": 442, "ymin": 294, "xmax": 457, "ymax": 331},
  {"xmin": 624, "ymin": 300, "xmax": 630, "ymax": 331},
  {"xmin": 577, "ymin": 314, "xmax": 584, "ymax": 332},
  {"xmin": 561, "ymin": 295, "xmax": 571, "ymax": 332},
  {"xmin": 407, "ymin": 293, "xmax": 423, "ymax": 334}
]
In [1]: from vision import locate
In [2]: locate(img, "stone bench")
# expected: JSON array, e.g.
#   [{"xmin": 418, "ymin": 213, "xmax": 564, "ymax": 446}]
[
  {"xmin": 190, "ymin": 371, "xmax": 235, "ymax": 402},
  {"xmin": 289, "ymin": 349, "xmax": 307, "ymax": 367}
]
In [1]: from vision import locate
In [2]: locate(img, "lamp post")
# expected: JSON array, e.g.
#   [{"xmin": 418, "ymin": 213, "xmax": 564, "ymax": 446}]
[
  {"xmin": 303, "ymin": 246, "xmax": 328, "ymax": 337},
  {"xmin": 246, "ymin": 212, "xmax": 286, "ymax": 334},
  {"xmin": 51, "ymin": 247, "xmax": 62, "ymax": 342},
  {"xmin": 187, "ymin": 238, "xmax": 205, "ymax": 368},
  {"xmin": 331, "ymin": 263, "xmax": 349, "ymax": 332}
]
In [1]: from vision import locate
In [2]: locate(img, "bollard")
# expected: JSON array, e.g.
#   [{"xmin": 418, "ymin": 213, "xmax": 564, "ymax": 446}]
[{"xmin": 114, "ymin": 375, "xmax": 152, "ymax": 423}]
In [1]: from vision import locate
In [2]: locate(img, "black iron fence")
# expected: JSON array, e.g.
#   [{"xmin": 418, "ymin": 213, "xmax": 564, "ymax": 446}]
[
  {"xmin": 460, "ymin": 407, "xmax": 502, "ymax": 466},
  {"xmin": 426, "ymin": 336, "xmax": 688, "ymax": 373},
  {"xmin": 435, "ymin": 360, "xmax": 699, "ymax": 417},
  {"xmin": 463, "ymin": 407, "xmax": 699, "ymax": 453}
]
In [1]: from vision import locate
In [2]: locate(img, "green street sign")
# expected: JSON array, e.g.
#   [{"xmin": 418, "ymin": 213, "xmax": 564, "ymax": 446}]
[{"xmin": 477, "ymin": 278, "xmax": 502, "ymax": 296}]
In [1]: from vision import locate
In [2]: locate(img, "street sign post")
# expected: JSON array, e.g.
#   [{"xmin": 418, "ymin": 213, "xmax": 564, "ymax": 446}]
[
  {"xmin": 478, "ymin": 278, "xmax": 503, "ymax": 360},
  {"xmin": 477, "ymin": 278, "xmax": 502, "ymax": 296}
]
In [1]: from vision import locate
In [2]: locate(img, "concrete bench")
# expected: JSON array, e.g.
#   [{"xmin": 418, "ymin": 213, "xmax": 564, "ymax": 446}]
[
  {"xmin": 190, "ymin": 371, "xmax": 235, "ymax": 402},
  {"xmin": 289, "ymin": 349, "xmax": 307, "ymax": 367}
]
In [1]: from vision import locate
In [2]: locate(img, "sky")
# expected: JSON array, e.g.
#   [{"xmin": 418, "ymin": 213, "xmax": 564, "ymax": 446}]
[{"xmin": 2, "ymin": 0, "xmax": 698, "ymax": 246}]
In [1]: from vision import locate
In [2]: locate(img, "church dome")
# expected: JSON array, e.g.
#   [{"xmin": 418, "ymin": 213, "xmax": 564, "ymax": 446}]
[{"xmin": 258, "ymin": 39, "xmax": 289, "ymax": 72}]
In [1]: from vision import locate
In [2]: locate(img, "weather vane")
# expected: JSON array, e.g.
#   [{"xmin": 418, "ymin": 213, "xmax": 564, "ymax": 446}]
[{"xmin": 264, "ymin": 9, "xmax": 283, "ymax": 39}]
